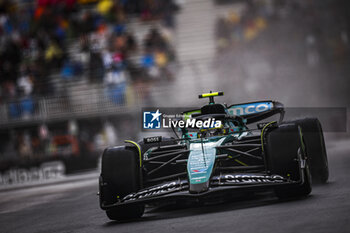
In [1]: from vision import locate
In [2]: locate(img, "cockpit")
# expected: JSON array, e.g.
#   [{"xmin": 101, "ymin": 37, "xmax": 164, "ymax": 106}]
[{"xmin": 182, "ymin": 113, "xmax": 246, "ymax": 139}]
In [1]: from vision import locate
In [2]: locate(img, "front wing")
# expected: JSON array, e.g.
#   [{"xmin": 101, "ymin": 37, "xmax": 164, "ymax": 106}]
[{"xmin": 100, "ymin": 173, "xmax": 304, "ymax": 210}]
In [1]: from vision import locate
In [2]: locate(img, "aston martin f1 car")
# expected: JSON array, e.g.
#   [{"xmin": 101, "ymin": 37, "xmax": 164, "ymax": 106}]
[{"xmin": 99, "ymin": 92, "xmax": 329, "ymax": 220}]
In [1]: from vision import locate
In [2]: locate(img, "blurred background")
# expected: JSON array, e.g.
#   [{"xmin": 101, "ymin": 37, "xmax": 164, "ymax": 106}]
[{"xmin": 0, "ymin": 0, "xmax": 349, "ymax": 184}]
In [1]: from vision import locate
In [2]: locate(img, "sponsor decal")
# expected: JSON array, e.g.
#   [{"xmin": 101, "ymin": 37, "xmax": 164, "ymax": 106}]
[
  {"xmin": 0, "ymin": 161, "xmax": 65, "ymax": 185},
  {"xmin": 222, "ymin": 174, "xmax": 285, "ymax": 183},
  {"xmin": 192, "ymin": 168, "xmax": 206, "ymax": 173},
  {"xmin": 122, "ymin": 181, "xmax": 183, "ymax": 201},
  {"xmin": 228, "ymin": 102, "xmax": 273, "ymax": 116},
  {"xmin": 144, "ymin": 136, "xmax": 162, "ymax": 144}
]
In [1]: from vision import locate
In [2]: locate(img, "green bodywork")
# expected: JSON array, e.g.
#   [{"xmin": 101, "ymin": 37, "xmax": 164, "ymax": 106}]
[
  {"xmin": 144, "ymin": 100, "xmax": 277, "ymax": 189},
  {"xmin": 187, "ymin": 137, "xmax": 226, "ymax": 185}
]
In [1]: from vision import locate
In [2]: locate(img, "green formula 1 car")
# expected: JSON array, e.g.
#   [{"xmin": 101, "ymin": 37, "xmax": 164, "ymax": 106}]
[{"xmin": 99, "ymin": 92, "xmax": 329, "ymax": 220}]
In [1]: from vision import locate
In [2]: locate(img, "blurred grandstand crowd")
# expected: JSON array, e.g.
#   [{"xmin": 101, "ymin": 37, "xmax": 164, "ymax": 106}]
[
  {"xmin": 0, "ymin": 0, "xmax": 180, "ymax": 177},
  {"xmin": 0, "ymin": 0, "xmax": 179, "ymax": 118},
  {"xmin": 213, "ymin": 0, "xmax": 350, "ymax": 103},
  {"xmin": 215, "ymin": 0, "xmax": 349, "ymax": 64}
]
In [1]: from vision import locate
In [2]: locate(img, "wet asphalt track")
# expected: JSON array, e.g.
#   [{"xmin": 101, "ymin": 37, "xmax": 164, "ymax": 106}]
[{"xmin": 0, "ymin": 136, "xmax": 350, "ymax": 233}]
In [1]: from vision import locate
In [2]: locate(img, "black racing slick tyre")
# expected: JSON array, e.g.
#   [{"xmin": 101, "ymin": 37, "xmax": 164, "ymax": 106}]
[
  {"xmin": 266, "ymin": 123, "xmax": 312, "ymax": 199},
  {"xmin": 294, "ymin": 118, "xmax": 329, "ymax": 184},
  {"xmin": 99, "ymin": 146, "xmax": 144, "ymax": 221}
]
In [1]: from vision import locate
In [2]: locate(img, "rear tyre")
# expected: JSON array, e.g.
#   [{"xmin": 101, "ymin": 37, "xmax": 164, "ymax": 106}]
[
  {"xmin": 294, "ymin": 118, "xmax": 328, "ymax": 184},
  {"xmin": 266, "ymin": 123, "xmax": 312, "ymax": 199},
  {"xmin": 100, "ymin": 146, "xmax": 144, "ymax": 220}
]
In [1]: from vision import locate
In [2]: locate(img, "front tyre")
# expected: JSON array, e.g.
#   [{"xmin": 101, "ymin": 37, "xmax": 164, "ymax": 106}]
[
  {"xmin": 266, "ymin": 123, "xmax": 312, "ymax": 199},
  {"xmin": 294, "ymin": 118, "xmax": 329, "ymax": 184},
  {"xmin": 100, "ymin": 146, "xmax": 144, "ymax": 220}
]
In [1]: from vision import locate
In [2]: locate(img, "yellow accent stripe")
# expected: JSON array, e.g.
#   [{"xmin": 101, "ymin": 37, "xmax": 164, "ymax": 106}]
[
  {"xmin": 261, "ymin": 121, "xmax": 277, "ymax": 152},
  {"xmin": 125, "ymin": 140, "xmax": 142, "ymax": 167},
  {"xmin": 235, "ymin": 159, "xmax": 248, "ymax": 166},
  {"xmin": 201, "ymin": 92, "xmax": 220, "ymax": 98}
]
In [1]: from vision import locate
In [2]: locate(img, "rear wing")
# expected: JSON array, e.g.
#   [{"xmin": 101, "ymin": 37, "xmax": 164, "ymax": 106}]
[
  {"xmin": 183, "ymin": 101, "xmax": 284, "ymax": 124},
  {"xmin": 227, "ymin": 101, "xmax": 284, "ymax": 124}
]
